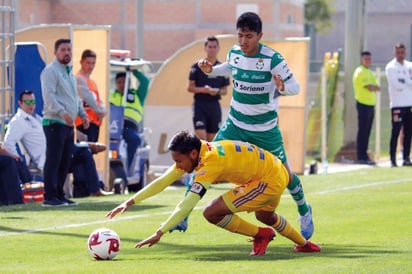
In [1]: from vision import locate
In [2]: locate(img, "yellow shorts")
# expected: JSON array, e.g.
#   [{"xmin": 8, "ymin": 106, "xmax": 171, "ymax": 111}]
[{"xmin": 222, "ymin": 164, "xmax": 289, "ymax": 213}]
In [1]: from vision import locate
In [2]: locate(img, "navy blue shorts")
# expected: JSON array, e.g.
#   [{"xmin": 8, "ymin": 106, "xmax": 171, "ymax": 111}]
[{"xmin": 192, "ymin": 100, "xmax": 222, "ymax": 133}]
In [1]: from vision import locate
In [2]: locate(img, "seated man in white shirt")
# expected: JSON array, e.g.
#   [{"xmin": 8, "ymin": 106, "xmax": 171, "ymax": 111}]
[{"xmin": 3, "ymin": 90, "xmax": 109, "ymax": 197}]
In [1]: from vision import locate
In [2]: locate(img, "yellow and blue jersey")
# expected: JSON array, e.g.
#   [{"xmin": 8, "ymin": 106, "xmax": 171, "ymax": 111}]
[{"xmin": 193, "ymin": 140, "xmax": 283, "ymax": 186}]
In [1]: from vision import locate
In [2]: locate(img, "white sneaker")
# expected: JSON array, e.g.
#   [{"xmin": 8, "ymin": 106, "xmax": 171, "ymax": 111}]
[{"xmin": 300, "ymin": 204, "xmax": 314, "ymax": 240}]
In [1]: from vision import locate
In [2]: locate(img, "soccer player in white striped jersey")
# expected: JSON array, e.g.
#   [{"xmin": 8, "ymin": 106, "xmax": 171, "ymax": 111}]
[{"xmin": 197, "ymin": 12, "xmax": 314, "ymax": 240}]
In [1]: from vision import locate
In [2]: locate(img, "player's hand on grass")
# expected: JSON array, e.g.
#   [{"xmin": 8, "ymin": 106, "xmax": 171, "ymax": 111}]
[
  {"xmin": 105, "ymin": 199, "xmax": 134, "ymax": 219},
  {"xmin": 135, "ymin": 230, "xmax": 164, "ymax": 248}
]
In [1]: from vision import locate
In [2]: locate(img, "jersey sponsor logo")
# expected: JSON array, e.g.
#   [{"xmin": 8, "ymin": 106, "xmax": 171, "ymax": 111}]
[
  {"xmin": 251, "ymin": 74, "xmax": 265, "ymax": 80},
  {"xmin": 240, "ymin": 72, "xmax": 250, "ymax": 79},
  {"xmin": 233, "ymin": 80, "xmax": 265, "ymax": 92},
  {"xmin": 239, "ymin": 73, "xmax": 264, "ymax": 80}
]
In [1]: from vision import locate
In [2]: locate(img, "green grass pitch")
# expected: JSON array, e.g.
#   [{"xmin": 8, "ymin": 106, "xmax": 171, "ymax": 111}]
[{"xmin": 1, "ymin": 166, "xmax": 411, "ymax": 273}]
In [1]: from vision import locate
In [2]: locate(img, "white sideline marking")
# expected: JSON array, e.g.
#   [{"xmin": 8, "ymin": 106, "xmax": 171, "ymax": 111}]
[
  {"xmin": 313, "ymin": 178, "xmax": 411, "ymax": 195},
  {"xmin": 0, "ymin": 206, "xmax": 202, "ymax": 237},
  {"xmin": 1, "ymin": 178, "xmax": 410, "ymax": 237}
]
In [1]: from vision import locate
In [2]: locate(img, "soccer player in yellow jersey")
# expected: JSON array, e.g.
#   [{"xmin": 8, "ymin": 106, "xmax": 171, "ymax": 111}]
[{"xmin": 106, "ymin": 130, "xmax": 320, "ymax": 255}]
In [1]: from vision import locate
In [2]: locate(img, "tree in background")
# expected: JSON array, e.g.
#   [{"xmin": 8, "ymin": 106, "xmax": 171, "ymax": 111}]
[
  {"xmin": 305, "ymin": 0, "xmax": 334, "ymax": 34},
  {"xmin": 304, "ymin": 0, "xmax": 335, "ymax": 60}
]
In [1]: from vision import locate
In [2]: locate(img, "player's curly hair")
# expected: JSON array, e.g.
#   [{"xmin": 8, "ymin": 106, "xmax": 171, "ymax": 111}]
[{"xmin": 168, "ymin": 130, "xmax": 201, "ymax": 154}]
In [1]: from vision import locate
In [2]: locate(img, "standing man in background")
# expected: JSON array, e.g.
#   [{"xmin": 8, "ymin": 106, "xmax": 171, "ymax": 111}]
[
  {"xmin": 41, "ymin": 38, "xmax": 89, "ymax": 207},
  {"xmin": 385, "ymin": 43, "xmax": 412, "ymax": 167},
  {"xmin": 110, "ymin": 70, "xmax": 149, "ymax": 172},
  {"xmin": 187, "ymin": 36, "xmax": 230, "ymax": 141},
  {"xmin": 353, "ymin": 51, "xmax": 380, "ymax": 165},
  {"xmin": 75, "ymin": 49, "xmax": 106, "ymax": 142}
]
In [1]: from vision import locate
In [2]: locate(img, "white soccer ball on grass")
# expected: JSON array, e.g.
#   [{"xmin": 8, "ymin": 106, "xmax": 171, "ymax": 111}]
[{"xmin": 87, "ymin": 228, "xmax": 120, "ymax": 260}]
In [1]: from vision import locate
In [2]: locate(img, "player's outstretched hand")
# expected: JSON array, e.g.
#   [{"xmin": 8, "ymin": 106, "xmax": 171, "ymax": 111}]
[
  {"xmin": 105, "ymin": 199, "xmax": 134, "ymax": 219},
  {"xmin": 197, "ymin": 59, "xmax": 213, "ymax": 74},
  {"xmin": 135, "ymin": 230, "xmax": 164, "ymax": 248}
]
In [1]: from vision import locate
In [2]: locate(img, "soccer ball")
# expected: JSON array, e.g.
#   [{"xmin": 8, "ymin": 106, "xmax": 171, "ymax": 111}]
[{"xmin": 87, "ymin": 228, "xmax": 120, "ymax": 260}]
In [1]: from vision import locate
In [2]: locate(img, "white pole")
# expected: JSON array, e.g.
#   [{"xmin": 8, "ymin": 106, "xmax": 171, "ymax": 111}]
[
  {"xmin": 374, "ymin": 67, "xmax": 381, "ymax": 162},
  {"xmin": 321, "ymin": 67, "xmax": 328, "ymax": 174}
]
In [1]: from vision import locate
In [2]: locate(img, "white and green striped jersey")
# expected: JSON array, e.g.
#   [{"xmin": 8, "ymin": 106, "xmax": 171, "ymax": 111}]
[{"xmin": 210, "ymin": 43, "xmax": 299, "ymax": 132}]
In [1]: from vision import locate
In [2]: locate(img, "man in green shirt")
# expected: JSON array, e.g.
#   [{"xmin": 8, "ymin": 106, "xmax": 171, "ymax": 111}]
[{"xmin": 352, "ymin": 51, "xmax": 380, "ymax": 165}]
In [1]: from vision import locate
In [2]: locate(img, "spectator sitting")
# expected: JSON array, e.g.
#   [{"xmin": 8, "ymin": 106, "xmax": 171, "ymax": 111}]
[{"xmin": 2, "ymin": 90, "xmax": 110, "ymax": 198}]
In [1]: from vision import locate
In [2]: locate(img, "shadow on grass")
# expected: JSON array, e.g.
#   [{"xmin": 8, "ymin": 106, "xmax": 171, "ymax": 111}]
[
  {"xmin": 0, "ymin": 223, "xmax": 405, "ymax": 262},
  {"xmin": 0, "ymin": 200, "xmax": 166, "ymax": 235},
  {"xmin": 0, "ymin": 197, "xmax": 165, "ymax": 213},
  {"xmin": 116, "ymin": 241, "xmax": 406, "ymax": 261}
]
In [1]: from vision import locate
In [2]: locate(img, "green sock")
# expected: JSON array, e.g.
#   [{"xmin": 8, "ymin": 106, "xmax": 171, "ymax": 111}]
[{"xmin": 287, "ymin": 174, "xmax": 309, "ymax": 216}]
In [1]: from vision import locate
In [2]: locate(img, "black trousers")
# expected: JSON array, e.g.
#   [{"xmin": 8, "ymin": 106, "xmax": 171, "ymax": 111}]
[
  {"xmin": 71, "ymin": 146, "xmax": 101, "ymax": 197},
  {"xmin": 0, "ymin": 155, "xmax": 24, "ymax": 205},
  {"xmin": 16, "ymin": 160, "xmax": 31, "ymax": 184},
  {"xmin": 77, "ymin": 123, "xmax": 100, "ymax": 142},
  {"xmin": 356, "ymin": 102, "xmax": 375, "ymax": 161},
  {"xmin": 390, "ymin": 106, "xmax": 412, "ymax": 162},
  {"xmin": 43, "ymin": 123, "xmax": 74, "ymax": 201}
]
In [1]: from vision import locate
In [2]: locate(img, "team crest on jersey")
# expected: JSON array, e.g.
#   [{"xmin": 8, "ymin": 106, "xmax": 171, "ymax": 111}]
[{"xmin": 256, "ymin": 58, "xmax": 264, "ymax": 70}]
